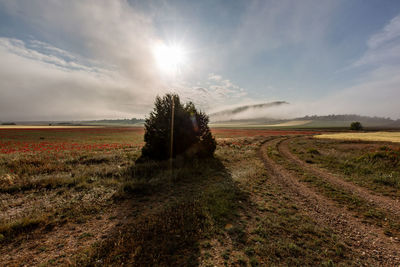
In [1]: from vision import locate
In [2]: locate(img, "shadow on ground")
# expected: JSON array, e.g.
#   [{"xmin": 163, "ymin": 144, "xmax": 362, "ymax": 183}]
[{"xmin": 80, "ymin": 157, "xmax": 247, "ymax": 266}]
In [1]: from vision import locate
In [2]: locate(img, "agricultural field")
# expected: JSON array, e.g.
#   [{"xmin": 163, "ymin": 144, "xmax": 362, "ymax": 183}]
[
  {"xmin": 316, "ymin": 131, "xmax": 400, "ymax": 143},
  {"xmin": 1, "ymin": 127, "xmax": 400, "ymax": 265}
]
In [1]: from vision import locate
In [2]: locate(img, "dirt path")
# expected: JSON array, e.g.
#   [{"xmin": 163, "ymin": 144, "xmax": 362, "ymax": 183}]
[
  {"xmin": 280, "ymin": 137, "xmax": 400, "ymax": 218},
  {"xmin": 260, "ymin": 138, "xmax": 400, "ymax": 265}
]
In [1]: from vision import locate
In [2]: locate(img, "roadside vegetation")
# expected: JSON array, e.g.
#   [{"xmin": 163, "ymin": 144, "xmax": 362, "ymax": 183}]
[
  {"xmin": 291, "ymin": 137, "xmax": 400, "ymax": 197},
  {"xmin": 282, "ymin": 137, "xmax": 400, "ymax": 238}
]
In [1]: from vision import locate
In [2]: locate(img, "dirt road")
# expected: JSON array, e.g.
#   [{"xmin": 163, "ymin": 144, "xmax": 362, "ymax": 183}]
[
  {"xmin": 280, "ymin": 137, "xmax": 400, "ymax": 218},
  {"xmin": 260, "ymin": 137, "xmax": 400, "ymax": 265}
]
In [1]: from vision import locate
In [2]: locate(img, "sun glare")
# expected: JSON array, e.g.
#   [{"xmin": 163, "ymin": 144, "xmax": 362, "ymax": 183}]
[{"xmin": 153, "ymin": 42, "xmax": 186, "ymax": 75}]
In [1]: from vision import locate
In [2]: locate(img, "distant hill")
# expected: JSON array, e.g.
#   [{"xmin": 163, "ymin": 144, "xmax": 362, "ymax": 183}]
[
  {"xmin": 295, "ymin": 114, "xmax": 400, "ymax": 128},
  {"xmin": 84, "ymin": 118, "xmax": 144, "ymax": 125},
  {"xmin": 209, "ymin": 103, "xmax": 400, "ymax": 129},
  {"xmin": 0, "ymin": 118, "xmax": 145, "ymax": 126}
]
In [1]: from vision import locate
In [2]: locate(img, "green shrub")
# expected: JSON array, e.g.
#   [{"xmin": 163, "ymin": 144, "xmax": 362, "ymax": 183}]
[
  {"xmin": 350, "ymin": 121, "xmax": 363, "ymax": 131},
  {"xmin": 139, "ymin": 94, "xmax": 216, "ymax": 161}
]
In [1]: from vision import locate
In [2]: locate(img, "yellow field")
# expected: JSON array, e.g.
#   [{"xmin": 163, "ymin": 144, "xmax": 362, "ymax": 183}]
[{"xmin": 315, "ymin": 131, "xmax": 400, "ymax": 143}]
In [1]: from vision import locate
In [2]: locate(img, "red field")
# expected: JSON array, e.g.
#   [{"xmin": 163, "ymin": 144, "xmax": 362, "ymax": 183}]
[
  {"xmin": 0, "ymin": 127, "xmax": 144, "ymax": 155},
  {"xmin": 0, "ymin": 127, "xmax": 319, "ymax": 155}
]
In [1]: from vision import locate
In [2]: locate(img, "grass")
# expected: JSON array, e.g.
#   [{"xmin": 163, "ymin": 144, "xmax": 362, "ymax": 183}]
[
  {"xmin": 291, "ymin": 137, "xmax": 400, "ymax": 197},
  {"xmin": 75, "ymin": 135, "xmax": 364, "ymax": 265},
  {"xmin": 0, "ymin": 216, "xmax": 45, "ymax": 242},
  {"xmin": 268, "ymin": 138, "xmax": 400, "ymax": 237},
  {"xmin": 76, "ymin": 156, "xmax": 242, "ymax": 266},
  {"xmin": 194, "ymin": 136, "xmax": 361, "ymax": 266},
  {"xmin": 0, "ymin": 128, "xmax": 378, "ymax": 265},
  {"xmin": 0, "ymin": 128, "xmax": 142, "ymax": 245}
]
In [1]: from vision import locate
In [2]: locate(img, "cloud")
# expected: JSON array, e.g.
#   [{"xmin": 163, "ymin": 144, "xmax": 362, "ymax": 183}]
[
  {"xmin": 0, "ymin": 0, "xmax": 171, "ymax": 120},
  {"xmin": 208, "ymin": 73, "xmax": 222, "ymax": 81},
  {"xmin": 367, "ymin": 15, "xmax": 400, "ymax": 49},
  {"xmin": 0, "ymin": 38, "xmax": 148, "ymax": 120},
  {"xmin": 1, "ymin": 1, "xmax": 398, "ymax": 121},
  {"xmin": 247, "ymin": 12, "xmax": 400, "ymax": 121},
  {"xmin": 0, "ymin": 0, "xmax": 255, "ymax": 121},
  {"xmin": 228, "ymin": 1, "xmax": 338, "ymax": 62},
  {"xmin": 354, "ymin": 14, "xmax": 400, "ymax": 67},
  {"xmin": 0, "ymin": 38, "xmax": 96, "ymax": 72},
  {"xmin": 172, "ymin": 73, "xmax": 248, "ymax": 113},
  {"xmin": 326, "ymin": 13, "xmax": 400, "ymax": 119},
  {"xmin": 313, "ymin": 67, "xmax": 400, "ymax": 119}
]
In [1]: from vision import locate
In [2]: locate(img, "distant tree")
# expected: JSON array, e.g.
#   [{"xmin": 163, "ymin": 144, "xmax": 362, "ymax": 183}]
[
  {"xmin": 350, "ymin": 121, "xmax": 363, "ymax": 131},
  {"xmin": 139, "ymin": 94, "xmax": 216, "ymax": 161}
]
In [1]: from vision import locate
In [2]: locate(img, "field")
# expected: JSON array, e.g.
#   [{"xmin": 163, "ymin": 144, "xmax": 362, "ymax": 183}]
[
  {"xmin": 1, "ymin": 127, "xmax": 400, "ymax": 266},
  {"xmin": 315, "ymin": 131, "xmax": 400, "ymax": 143}
]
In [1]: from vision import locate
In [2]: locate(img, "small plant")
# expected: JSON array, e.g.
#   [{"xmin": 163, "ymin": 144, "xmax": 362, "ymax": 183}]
[{"xmin": 350, "ymin": 121, "xmax": 363, "ymax": 131}]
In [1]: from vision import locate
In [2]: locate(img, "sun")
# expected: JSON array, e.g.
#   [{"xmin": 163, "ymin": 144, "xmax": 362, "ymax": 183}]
[{"xmin": 153, "ymin": 42, "xmax": 187, "ymax": 75}]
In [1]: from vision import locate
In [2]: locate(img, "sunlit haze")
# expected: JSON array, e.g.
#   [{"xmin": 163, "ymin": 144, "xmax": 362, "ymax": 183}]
[
  {"xmin": 0, "ymin": 0, "xmax": 400, "ymax": 121},
  {"xmin": 153, "ymin": 42, "xmax": 187, "ymax": 75}
]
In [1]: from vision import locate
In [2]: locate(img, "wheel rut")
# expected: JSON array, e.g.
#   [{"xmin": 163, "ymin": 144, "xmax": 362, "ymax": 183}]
[
  {"xmin": 260, "ymin": 137, "xmax": 400, "ymax": 266},
  {"xmin": 279, "ymin": 137, "xmax": 400, "ymax": 218}
]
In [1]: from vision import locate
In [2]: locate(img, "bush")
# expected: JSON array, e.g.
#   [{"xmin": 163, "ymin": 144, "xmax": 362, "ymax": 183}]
[
  {"xmin": 139, "ymin": 94, "xmax": 216, "ymax": 161},
  {"xmin": 350, "ymin": 121, "xmax": 363, "ymax": 131}
]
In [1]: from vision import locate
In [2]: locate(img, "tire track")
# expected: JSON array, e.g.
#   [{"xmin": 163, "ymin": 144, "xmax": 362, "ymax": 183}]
[
  {"xmin": 260, "ymin": 137, "xmax": 400, "ymax": 266},
  {"xmin": 280, "ymin": 137, "xmax": 400, "ymax": 218}
]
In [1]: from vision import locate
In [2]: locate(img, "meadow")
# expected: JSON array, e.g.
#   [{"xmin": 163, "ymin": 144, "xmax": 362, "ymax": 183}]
[{"xmin": 1, "ymin": 127, "xmax": 399, "ymax": 265}]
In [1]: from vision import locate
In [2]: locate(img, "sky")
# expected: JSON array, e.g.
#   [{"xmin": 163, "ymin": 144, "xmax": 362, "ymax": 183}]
[{"xmin": 0, "ymin": 0, "xmax": 400, "ymax": 121}]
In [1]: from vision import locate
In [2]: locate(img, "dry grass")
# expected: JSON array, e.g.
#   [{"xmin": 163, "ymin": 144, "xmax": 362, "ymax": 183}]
[
  {"xmin": 315, "ymin": 131, "xmax": 400, "ymax": 143},
  {"xmin": 0, "ymin": 128, "xmax": 381, "ymax": 265},
  {"xmin": 290, "ymin": 137, "xmax": 400, "ymax": 197}
]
